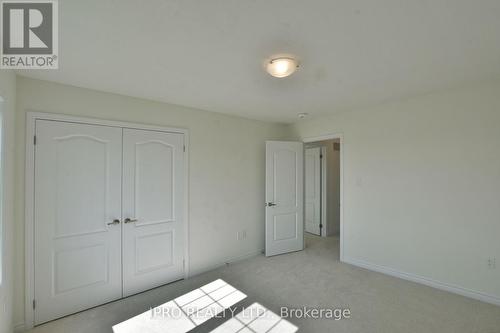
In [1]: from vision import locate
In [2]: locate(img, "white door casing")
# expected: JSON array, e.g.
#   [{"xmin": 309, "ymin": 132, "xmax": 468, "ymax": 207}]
[
  {"xmin": 265, "ymin": 141, "xmax": 304, "ymax": 256},
  {"xmin": 305, "ymin": 147, "xmax": 321, "ymax": 236},
  {"xmin": 122, "ymin": 129, "xmax": 185, "ymax": 296},
  {"xmin": 34, "ymin": 120, "xmax": 123, "ymax": 324}
]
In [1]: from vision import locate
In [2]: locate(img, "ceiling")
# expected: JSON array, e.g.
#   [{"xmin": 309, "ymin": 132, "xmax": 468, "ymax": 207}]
[{"xmin": 18, "ymin": 0, "xmax": 500, "ymax": 123}]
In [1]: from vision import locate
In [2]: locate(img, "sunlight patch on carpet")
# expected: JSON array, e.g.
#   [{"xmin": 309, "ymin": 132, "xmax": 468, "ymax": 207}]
[
  {"xmin": 210, "ymin": 303, "xmax": 298, "ymax": 333},
  {"xmin": 112, "ymin": 279, "xmax": 246, "ymax": 333}
]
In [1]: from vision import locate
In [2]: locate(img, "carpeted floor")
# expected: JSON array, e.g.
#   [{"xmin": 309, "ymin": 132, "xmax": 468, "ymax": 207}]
[{"xmin": 27, "ymin": 234, "xmax": 500, "ymax": 333}]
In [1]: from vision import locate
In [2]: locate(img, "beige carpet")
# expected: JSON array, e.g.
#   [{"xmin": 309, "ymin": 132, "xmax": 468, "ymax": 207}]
[{"xmin": 27, "ymin": 234, "xmax": 500, "ymax": 333}]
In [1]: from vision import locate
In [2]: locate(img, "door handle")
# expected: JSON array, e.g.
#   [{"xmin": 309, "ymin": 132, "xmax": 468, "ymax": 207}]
[
  {"xmin": 107, "ymin": 219, "xmax": 120, "ymax": 226},
  {"xmin": 266, "ymin": 202, "xmax": 277, "ymax": 207},
  {"xmin": 124, "ymin": 218, "xmax": 138, "ymax": 224}
]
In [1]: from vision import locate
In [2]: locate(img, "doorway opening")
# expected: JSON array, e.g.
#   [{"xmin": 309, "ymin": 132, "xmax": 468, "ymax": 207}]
[
  {"xmin": 264, "ymin": 135, "xmax": 343, "ymax": 260},
  {"xmin": 303, "ymin": 135, "xmax": 342, "ymax": 260}
]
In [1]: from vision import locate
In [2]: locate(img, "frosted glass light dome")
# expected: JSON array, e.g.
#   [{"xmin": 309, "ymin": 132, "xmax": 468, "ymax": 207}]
[{"xmin": 266, "ymin": 57, "xmax": 299, "ymax": 78}]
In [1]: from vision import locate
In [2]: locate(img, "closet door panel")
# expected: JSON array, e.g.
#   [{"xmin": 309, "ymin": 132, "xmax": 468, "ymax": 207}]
[
  {"xmin": 122, "ymin": 129, "xmax": 184, "ymax": 296},
  {"xmin": 34, "ymin": 120, "xmax": 123, "ymax": 324}
]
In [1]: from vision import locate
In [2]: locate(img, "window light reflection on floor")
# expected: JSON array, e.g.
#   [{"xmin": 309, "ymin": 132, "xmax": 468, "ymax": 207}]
[
  {"xmin": 210, "ymin": 302, "xmax": 298, "ymax": 333},
  {"xmin": 112, "ymin": 279, "xmax": 247, "ymax": 333}
]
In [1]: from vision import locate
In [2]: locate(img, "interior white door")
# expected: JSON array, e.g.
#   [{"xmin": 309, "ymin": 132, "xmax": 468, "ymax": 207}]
[
  {"xmin": 265, "ymin": 141, "xmax": 304, "ymax": 256},
  {"xmin": 305, "ymin": 147, "xmax": 321, "ymax": 236},
  {"xmin": 34, "ymin": 120, "xmax": 123, "ymax": 325},
  {"xmin": 122, "ymin": 129, "xmax": 185, "ymax": 296}
]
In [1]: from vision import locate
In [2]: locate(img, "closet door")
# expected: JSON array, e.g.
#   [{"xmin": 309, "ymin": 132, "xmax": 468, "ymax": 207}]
[
  {"xmin": 122, "ymin": 129, "xmax": 185, "ymax": 296},
  {"xmin": 34, "ymin": 120, "xmax": 123, "ymax": 324}
]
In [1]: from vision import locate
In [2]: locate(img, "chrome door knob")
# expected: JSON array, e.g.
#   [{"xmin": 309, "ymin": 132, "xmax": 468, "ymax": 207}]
[
  {"xmin": 124, "ymin": 218, "xmax": 138, "ymax": 224},
  {"xmin": 266, "ymin": 202, "xmax": 277, "ymax": 207},
  {"xmin": 107, "ymin": 219, "xmax": 120, "ymax": 225}
]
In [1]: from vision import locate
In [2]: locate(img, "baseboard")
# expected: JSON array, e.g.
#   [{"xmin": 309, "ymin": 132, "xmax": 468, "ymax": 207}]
[
  {"xmin": 343, "ymin": 257, "xmax": 500, "ymax": 307},
  {"xmin": 14, "ymin": 322, "xmax": 25, "ymax": 333},
  {"xmin": 188, "ymin": 249, "xmax": 264, "ymax": 277}
]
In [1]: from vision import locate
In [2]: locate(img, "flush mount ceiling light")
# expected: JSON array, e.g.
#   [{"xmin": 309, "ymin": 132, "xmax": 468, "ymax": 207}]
[
  {"xmin": 298, "ymin": 113, "xmax": 308, "ymax": 119},
  {"xmin": 266, "ymin": 57, "xmax": 299, "ymax": 78}
]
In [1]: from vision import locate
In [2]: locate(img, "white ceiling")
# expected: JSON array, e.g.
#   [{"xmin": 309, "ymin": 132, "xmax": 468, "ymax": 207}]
[{"xmin": 18, "ymin": 0, "xmax": 500, "ymax": 123}]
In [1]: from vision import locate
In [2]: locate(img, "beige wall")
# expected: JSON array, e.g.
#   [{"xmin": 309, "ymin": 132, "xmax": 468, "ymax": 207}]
[
  {"xmin": 292, "ymin": 80, "xmax": 500, "ymax": 302},
  {"xmin": 13, "ymin": 77, "xmax": 290, "ymax": 326},
  {"xmin": 0, "ymin": 71, "xmax": 16, "ymax": 333}
]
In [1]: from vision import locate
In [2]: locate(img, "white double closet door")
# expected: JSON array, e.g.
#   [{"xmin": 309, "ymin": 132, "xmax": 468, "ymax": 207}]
[{"xmin": 34, "ymin": 120, "xmax": 185, "ymax": 324}]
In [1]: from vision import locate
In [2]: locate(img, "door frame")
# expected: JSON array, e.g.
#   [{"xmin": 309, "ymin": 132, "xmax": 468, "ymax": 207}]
[
  {"xmin": 24, "ymin": 112, "xmax": 190, "ymax": 329},
  {"xmin": 302, "ymin": 133, "xmax": 344, "ymax": 261}
]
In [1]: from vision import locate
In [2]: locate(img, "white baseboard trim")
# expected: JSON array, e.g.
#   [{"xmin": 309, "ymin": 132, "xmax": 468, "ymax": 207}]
[
  {"xmin": 188, "ymin": 249, "xmax": 264, "ymax": 277},
  {"xmin": 14, "ymin": 322, "xmax": 25, "ymax": 333},
  {"xmin": 343, "ymin": 257, "xmax": 500, "ymax": 307}
]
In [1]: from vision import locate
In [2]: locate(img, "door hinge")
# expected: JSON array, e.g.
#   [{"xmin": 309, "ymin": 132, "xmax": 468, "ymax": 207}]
[
  {"xmin": 33, "ymin": 300, "xmax": 36, "ymax": 309},
  {"xmin": 33, "ymin": 135, "xmax": 37, "ymax": 145},
  {"xmin": 183, "ymin": 145, "xmax": 186, "ymax": 152},
  {"xmin": 319, "ymin": 224, "xmax": 323, "ymax": 229},
  {"xmin": 320, "ymin": 154, "xmax": 323, "ymax": 159}
]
